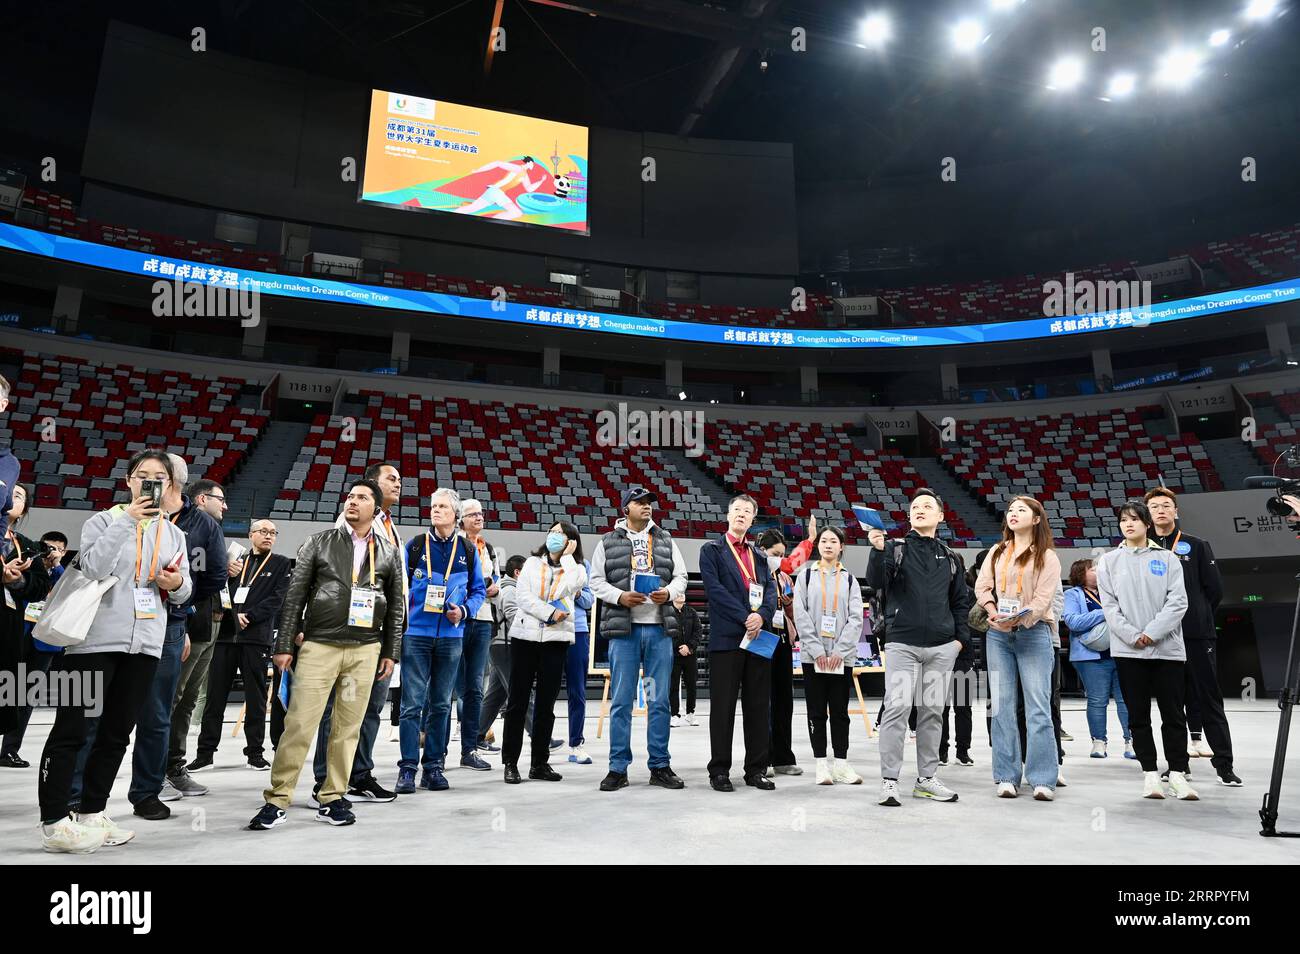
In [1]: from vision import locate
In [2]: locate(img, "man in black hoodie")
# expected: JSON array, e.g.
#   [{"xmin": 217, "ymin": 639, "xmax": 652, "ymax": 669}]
[
  {"xmin": 1144, "ymin": 487, "xmax": 1238, "ymax": 786},
  {"xmin": 866, "ymin": 489, "xmax": 972, "ymax": 807}
]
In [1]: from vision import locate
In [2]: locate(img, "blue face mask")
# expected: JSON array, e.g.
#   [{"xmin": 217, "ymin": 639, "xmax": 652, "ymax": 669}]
[{"xmin": 546, "ymin": 532, "xmax": 567, "ymax": 554}]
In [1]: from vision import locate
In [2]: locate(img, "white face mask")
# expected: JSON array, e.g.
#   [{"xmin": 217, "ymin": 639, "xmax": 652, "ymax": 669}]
[{"xmin": 767, "ymin": 555, "xmax": 782, "ymax": 572}]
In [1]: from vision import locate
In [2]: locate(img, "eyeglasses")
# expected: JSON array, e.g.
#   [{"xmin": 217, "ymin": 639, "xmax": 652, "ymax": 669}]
[
  {"xmin": 252, "ymin": 528, "xmax": 279, "ymax": 535},
  {"xmin": 204, "ymin": 494, "xmax": 227, "ymax": 503}
]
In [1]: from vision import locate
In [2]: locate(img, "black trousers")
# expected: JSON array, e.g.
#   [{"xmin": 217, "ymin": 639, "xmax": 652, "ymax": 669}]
[
  {"xmin": 1115, "ymin": 657, "xmax": 1189, "ymax": 774},
  {"xmin": 197, "ymin": 641, "xmax": 270, "ymax": 759},
  {"xmin": 479, "ymin": 641, "xmax": 535, "ymax": 742},
  {"xmin": 670, "ymin": 652, "xmax": 698, "ymax": 716},
  {"xmin": 940, "ymin": 659, "xmax": 975, "ymax": 759},
  {"xmin": 1, "ymin": 634, "xmax": 58, "ymax": 757},
  {"xmin": 707, "ymin": 649, "xmax": 771, "ymax": 778},
  {"xmin": 1183, "ymin": 639, "xmax": 1233, "ymax": 770},
  {"xmin": 502, "ymin": 640, "xmax": 566, "ymax": 769},
  {"xmin": 769, "ymin": 638, "xmax": 797, "ymax": 766},
  {"xmin": 802, "ymin": 664, "xmax": 852, "ymax": 758},
  {"xmin": 38, "ymin": 651, "xmax": 158, "ymax": 823}
]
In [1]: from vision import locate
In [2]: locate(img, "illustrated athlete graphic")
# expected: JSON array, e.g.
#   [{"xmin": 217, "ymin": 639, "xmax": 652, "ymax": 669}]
[{"xmin": 456, "ymin": 155, "xmax": 543, "ymax": 220}]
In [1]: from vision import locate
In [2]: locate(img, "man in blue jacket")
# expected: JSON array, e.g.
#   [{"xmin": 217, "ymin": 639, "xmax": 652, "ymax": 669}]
[
  {"xmin": 396, "ymin": 488, "xmax": 485, "ymax": 793},
  {"xmin": 700, "ymin": 494, "xmax": 778, "ymax": 791}
]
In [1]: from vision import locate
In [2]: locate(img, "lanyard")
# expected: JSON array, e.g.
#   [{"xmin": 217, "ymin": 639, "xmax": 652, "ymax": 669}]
[
  {"xmin": 819, "ymin": 563, "xmax": 841, "ymax": 614},
  {"xmin": 1168, "ymin": 530, "xmax": 1182, "ymax": 553},
  {"xmin": 135, "ymin": 518, "xmax": 166, "ymax": 587},
  {"xmin": 1083, "ymin": 587, "xmax": 1101, "ymax": 607},
  {"xmin": 425, "ymin": 532, "xmax": 459, "ymax": 582},
  {"xmin": 542, "ymin": 560, "xmax": 565, "ymax": 601},
  {"xmin": 240, "ymin": 549, "xmax": 273, "ymax": 587},
  {"xmin": 380, "ymin": 512, "xmax": 396, "ymax": 546},
  {"xmin": 726, "ymin": 536, "xmax": 755, "ymax": 586},
  {"xmin": 474, "ymin": 537, "xmax": 494, "ymax": 577},
  {"xmin": 5, "ymin": 531, "xmax": 19, "ymax": 562},
  {"xmin": 997, "ymin": 544, "xmax": 1026, "ymax": 598},
  {"xmin": 353, "ymin": 533, "xmax": 376, "ymax": 587}
]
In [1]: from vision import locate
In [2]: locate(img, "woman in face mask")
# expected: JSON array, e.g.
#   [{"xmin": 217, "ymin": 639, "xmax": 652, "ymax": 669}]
[
  {"xmin": 502, "ymin": 521, "xmax": 587, "ymax": 784},
  {"xmin": 757, "ymin": 529, "xmax": 802, "ymax": 777}
]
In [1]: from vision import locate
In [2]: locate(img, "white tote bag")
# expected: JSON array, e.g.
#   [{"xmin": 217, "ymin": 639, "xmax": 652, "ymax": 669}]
[{"xmin": 30, "ymin": 562, "xmax": 118, "ymax": 648}]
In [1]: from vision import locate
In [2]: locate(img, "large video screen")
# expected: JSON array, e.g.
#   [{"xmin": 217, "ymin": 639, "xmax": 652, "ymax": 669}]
[{"xmin": 359, "ymin": 90, "xmax": 589, "ymax": 234}]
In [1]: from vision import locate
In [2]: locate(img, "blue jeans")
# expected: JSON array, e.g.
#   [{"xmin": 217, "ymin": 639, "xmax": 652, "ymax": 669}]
[
  {"xmin": 566, "ymin": 631, "xmax": 589, "ymax": 747},
  {"xmin": 400, "ymin": 636, "xmax": 463, "ymax": 771},
  {"xmin": 446, "ymin": 619, "xmax": 492, "ymax": 758},
  {"xmin": 986, "ymin": 622, "xmax": 1057, "ymax": 789},
  {"xmin": 1072, "ymin": 657, "xmax": 1132, "ymax": 743},
  {"xmin": 70, "ymin": 620, "xmax": 187, "ymax": 806},
  {"xmin": 607, "ymin": 624, "xmax": 673, "ymax": 774}
]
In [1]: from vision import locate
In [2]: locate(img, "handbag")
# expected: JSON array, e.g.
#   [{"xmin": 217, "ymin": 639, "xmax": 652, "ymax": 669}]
[
  {"xmin": 30, "ymin": 560, "xmax": 118, "ymax": 648},
  {"xmin": 1077, "ymin": 621, "xmax": 1110, "ymax": 653}
]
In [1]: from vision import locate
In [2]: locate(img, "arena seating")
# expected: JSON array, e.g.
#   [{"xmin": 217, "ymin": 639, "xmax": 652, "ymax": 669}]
[
  {"xmin": 694, "ymin": 419, "xmax": 978, "ymax": 542},
  {"xmin": 1247, "ymin": 387, "xmax": 1300, "ymax": 467},
  {"xmin": 939, "ymin": 406, "xmax": 1221, "ymax": 545},
  {"xmin": 0, "ymin": 348, "xmax": 267, "ymax": 509},
  {"xmin": 271, "ymin": 391, "xmax": 721, "ymax": 534},
  {"xmin": 1189, "ymin": 224, "xmax": 1300, "ymax": 288}
]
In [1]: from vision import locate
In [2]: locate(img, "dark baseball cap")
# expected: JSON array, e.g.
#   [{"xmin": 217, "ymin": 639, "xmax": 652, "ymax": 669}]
[{"xmin": 621, "ymin": 486, "xmax": 658, "ymax": 509}]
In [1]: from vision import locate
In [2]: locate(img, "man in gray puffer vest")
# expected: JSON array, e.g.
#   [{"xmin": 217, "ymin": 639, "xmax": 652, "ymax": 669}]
[{"xmin": 589, "ymin": 486, "xmax": 689, "ymax": 792}]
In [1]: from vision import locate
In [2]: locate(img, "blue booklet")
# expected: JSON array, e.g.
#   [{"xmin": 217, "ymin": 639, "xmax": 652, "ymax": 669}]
[
  {"xmin": 277, "ymin": 669, "xmax": 292, "ymax": 709},
  {"xmin": 851, "ymin": 504, "xmax": 886, "ymax": 531},
  {"xmin": 633, "ymin": 573, "xmax": 661, "ymax": 595},
  {"xmin": 740, "ymin": 629, "xmax": 779, "ymax": 659}
]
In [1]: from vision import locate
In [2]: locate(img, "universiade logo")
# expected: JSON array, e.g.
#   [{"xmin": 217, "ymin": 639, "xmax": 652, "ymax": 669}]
[
  {"xmin": 49, "ymin": 884, "xmax": 152, "ymax": 934},
  {"xmin": 594, "ymin": 402, "xmax": 705, "ymax": 457}
]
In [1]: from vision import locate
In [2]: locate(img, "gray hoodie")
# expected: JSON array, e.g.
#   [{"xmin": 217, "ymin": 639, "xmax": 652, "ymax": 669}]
[
  {"xmin": 493, "ymin": 575, "xmax": 518, "ymax": 644},
  {"xmin": 792, "ymin": 562, "xmax": 864, "ymax": 666},
  {"xmin": 70, "ymin": 507, "xmax": 194, "ymax": 658},
  {"xmin": 1096, "ymin": 542, "xmax": 1187, "ymax": 662}
]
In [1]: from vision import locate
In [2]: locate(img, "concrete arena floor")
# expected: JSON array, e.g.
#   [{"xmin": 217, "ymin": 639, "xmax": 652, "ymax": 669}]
[{"xmin": 1, "ymin": 700, "xmax": 1297, "ymax": 864}]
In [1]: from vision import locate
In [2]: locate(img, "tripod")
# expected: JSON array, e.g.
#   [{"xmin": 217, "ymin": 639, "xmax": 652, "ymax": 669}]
[{"xmin": 1260, "ymin": 574, "xmax": 1300, "ymax": 837}]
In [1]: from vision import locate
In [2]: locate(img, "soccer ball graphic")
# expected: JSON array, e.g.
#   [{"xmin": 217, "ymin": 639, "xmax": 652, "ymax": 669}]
[{"xmin": 553, "ymin": 175, "xmax": 572, "ymax": 198}]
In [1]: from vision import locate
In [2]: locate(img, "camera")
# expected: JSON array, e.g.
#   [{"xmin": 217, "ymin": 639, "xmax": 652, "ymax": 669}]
[
  {"xmin": 29, "ymin": 539, "xmax": 53, "ymax": 560},
  {"xmin": 1266, "ymin": 478, "xmax": 1300, "ymax": 518},
  {"xmin": 139, "ymin": 478, "xmax": 164, "ymax": 510}
]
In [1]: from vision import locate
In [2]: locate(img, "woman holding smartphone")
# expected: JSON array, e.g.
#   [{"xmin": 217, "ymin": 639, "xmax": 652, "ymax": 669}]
[
  {"xmin": 975, "ymin": 496, "xmax": 1061, "ymax": 801},
  {"xmin": 792, "ymin": 526, "xmax": 864, "ymax": 785},
  {"xmin": 36, "ymin": 450, "xmax": 193, "ymax": 853},
  {"xmin": 502, "ymin": 521, "xmax": 587, "ymax": 784}
]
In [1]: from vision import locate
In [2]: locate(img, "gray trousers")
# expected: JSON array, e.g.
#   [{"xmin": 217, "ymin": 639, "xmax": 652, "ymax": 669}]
[
  {"xmin": 168, "ymin": 637, "xmax": 218, "ymax": 774},
  {"xmin": 878, "ymin": 641, "xmax": 960, "ymax": 782}
]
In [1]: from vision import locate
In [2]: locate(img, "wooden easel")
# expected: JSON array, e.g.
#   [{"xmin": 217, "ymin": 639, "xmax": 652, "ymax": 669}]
[
  {"xmin": 847, "ymin": 663, "xmax": 884, "ymax": 738},
  {"xmin": 594, "ymin": 667, "xmax": 648, "ymax": 739}
]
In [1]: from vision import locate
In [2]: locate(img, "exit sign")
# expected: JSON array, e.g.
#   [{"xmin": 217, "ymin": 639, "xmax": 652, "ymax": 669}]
[{"xmin": 1243, "ymin": 594, "xmax": 1263, "ymax": 603}]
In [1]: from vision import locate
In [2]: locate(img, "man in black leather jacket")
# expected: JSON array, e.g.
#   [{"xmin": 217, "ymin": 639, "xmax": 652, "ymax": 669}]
[{"xmin": 248, "ymin": 479, "xmax": 405, "ymax": 830}]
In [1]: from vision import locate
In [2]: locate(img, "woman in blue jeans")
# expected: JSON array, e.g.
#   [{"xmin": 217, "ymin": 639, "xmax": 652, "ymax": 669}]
[
  {"xmin": 974, "ymin": 496, "xmax": 1063, "ymax": 802},
  {"xmin": 1062, "ymin": 558, "xmax": 1134, "ymax": 760}
]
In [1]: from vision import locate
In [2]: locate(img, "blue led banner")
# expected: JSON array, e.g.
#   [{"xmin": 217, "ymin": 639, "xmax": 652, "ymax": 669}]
[{"xmin": 2, "ymin": 222, "xmax": 1296, "ymax": 349}]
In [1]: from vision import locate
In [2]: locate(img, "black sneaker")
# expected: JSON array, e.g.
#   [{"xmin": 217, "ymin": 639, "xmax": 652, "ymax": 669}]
[
  {"xmin": 0, "ymin": 752, "xmax": 30, "ymax": 768},
  {"xmin": 132, "ymin": 796, "xmax": 171, "ymax": 821},
  {"xmin": 347, "ymin": 775, "xmax": 397, "ymax": 802},
  {"xmin": 186, "ymin": 754, "xmax": 214, "ymax": 772},
  {"xmin": 649, "ymin": 767, "xmax": 685, "ymax": 789},
  {"xmin": 246, "ymin": 754, "xmax": 271, "ymax": 771},
  {"xmin": 528, "ymin": 764, "xmax": 563, "ymax": 781},
  {"xmin": 600, "ymin": 771, "xmax": 629, "ymax": 792},
  {"xmin": 709, "ymin": 775, "xmax": 734, "ymax": 792},
  {"xmin": 938, "ymin": 755, "xmax": 949, "ymax": 766},
  {"xmin": 956, "ymin": 752, "xmax": 974, "ymax": 766},
  {"xmin": 310, "ymin": 783, "xmax": 352, "ymax": 810},
  {"xmin": 1217, "ymin": 769, "xmax": 1243, "ymax": 787},
  {"xmin": 248, "ymin": 803, "xmax": 286, "ymax": 830},
  {"xmin": 314, "ymin": 801, "xmax": 356, "ymax": 826}
]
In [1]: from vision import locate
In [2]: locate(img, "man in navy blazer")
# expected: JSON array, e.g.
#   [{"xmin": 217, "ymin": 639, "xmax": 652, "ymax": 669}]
[{"xmin": 699, "ymin": 494, "xmax": 779, "ymax": 791}]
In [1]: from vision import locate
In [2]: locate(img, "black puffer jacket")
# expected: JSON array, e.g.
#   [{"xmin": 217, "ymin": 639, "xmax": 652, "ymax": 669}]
[
  {"xmin": 865, "ymin": 530, "xmax": 972, "ymax": 651},
  {"xmin": 275, "ymin": 526, "xmax": 405, "ymax": 659}
]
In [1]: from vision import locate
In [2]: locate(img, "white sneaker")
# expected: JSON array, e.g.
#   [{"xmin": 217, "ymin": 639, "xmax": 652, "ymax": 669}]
[
  {"xmin": 996, "ymin": 782, "xmax": 1018, "ymax": 798},
  {"xmin": 831, "ymin": 759, "xmax": 863, "ymax": 785},
  {"xmin": 1143, "ymin": 771, "xmax": 1166, "ymax": 799},
  {"xmin": 158, "ymin": 780, "xmax": 183, "ymax": 802},
  {"xmin": 567, "ymin": 744, "xmax": 592, "ymax": 765},
  {"xmin": 1057, "ymin": 770, "xmax": 1068, "ymax": 787},
  {"xmin": 41, "ymin": 816, "xmax": 107, "ymax": 854},
  {"xmin": 913, "ymin": 776, "xmax": 958, "ymax": 802},
  {"xmin": 1090, "ymin": 740, "xmax": 1107, "ymax": 759},
  {"xmin": 1033, "ymin": 785, "xmax": 1055, "ymax": 801},
  {"xmin": 684, "ymin": 713, "xmax": 699, "ymax": 726},
  {"xmin": 1193, "ymin": 738, "xmax": 1214, "ymax": 759},
  {"xmin": 878, "ymin": 779, "xmax": 901, "ymax": 806},
  {"xmin": 816, "ymin": 758, "xmax": 833, "ymax": 785},
  {"xmin": 763, "ymin": 765, "xmax": 775, "ymax": 779},
  {"xmin": 1168, "ymin": 771, "xmax": 1200, "ymax": 801},
  {"xmin": 1124, "ymin": 740, "xmax": 1137, "ymax": 760},
  {"xmin": 76, "ymin": 811, "xmax": 136, "ymax": 846},
  {"xmin": 670, "ymin": 715, "xmax": 682, "ymax": 728}
]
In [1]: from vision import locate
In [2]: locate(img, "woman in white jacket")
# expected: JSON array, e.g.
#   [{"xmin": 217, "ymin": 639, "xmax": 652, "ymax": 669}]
[
  {"xmin": 792, "ymin": 526, "xmax": 864, "ymax": 786},
  {"xmin": 502, "ymin": 521, "xmax": 587, "ymax": 784},
  {"xmin": 37, "ymin": 450, "xmax": 193, "ymax": 853}
]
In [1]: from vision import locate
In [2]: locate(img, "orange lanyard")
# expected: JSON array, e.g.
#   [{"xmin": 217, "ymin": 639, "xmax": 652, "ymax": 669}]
[
  {"xmin": 380, "ymin": 512, "xmax": 396, "ymax": 546},
  {"xmin": 819, "ymin": 563, "xmax": 841, "ymax": 614},
  {"xmin": 353, "ymin": 533, "xmax": 376, "ymax": 587},
  {"xmin": 997, "ymin": 545, "xmax": 1026, "ymax": 598},
  {"xmin": 1169, "ymin": 530, "xmax": 1182, "ymax": 552},
  {"xmin": 1083, "ymin": 588, "xmax": 1101, "ymax": 606},
  {"xmin": 240, "ymin": 549, "xmax": 273, "ymax": 587},
  {"xmin": 425, "ymin": 532, "xmax": 458, "ymax": 582},
  {"xmin": 542, "ymin": 560, "xmax": 565, "ymax": 601},
  {"xmin": 726, "ymin": 537, "xmax": 756, "ymax": 586},
  {"xmin": 5, "ymin": 531, "xmax": 19, "ymax": 562},
  {"xmin": 135, "ymin": 518, "xmax": 165, "ymax": 587},
  {"xmin": 474, "ymin": 538, "xmax": 492, "ymax": 577}
]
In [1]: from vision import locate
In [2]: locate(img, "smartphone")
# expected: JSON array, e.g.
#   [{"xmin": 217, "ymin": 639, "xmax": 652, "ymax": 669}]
[{"xmin": 139, "ymin": 479, "xmax": 163, "ymax": 510}]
